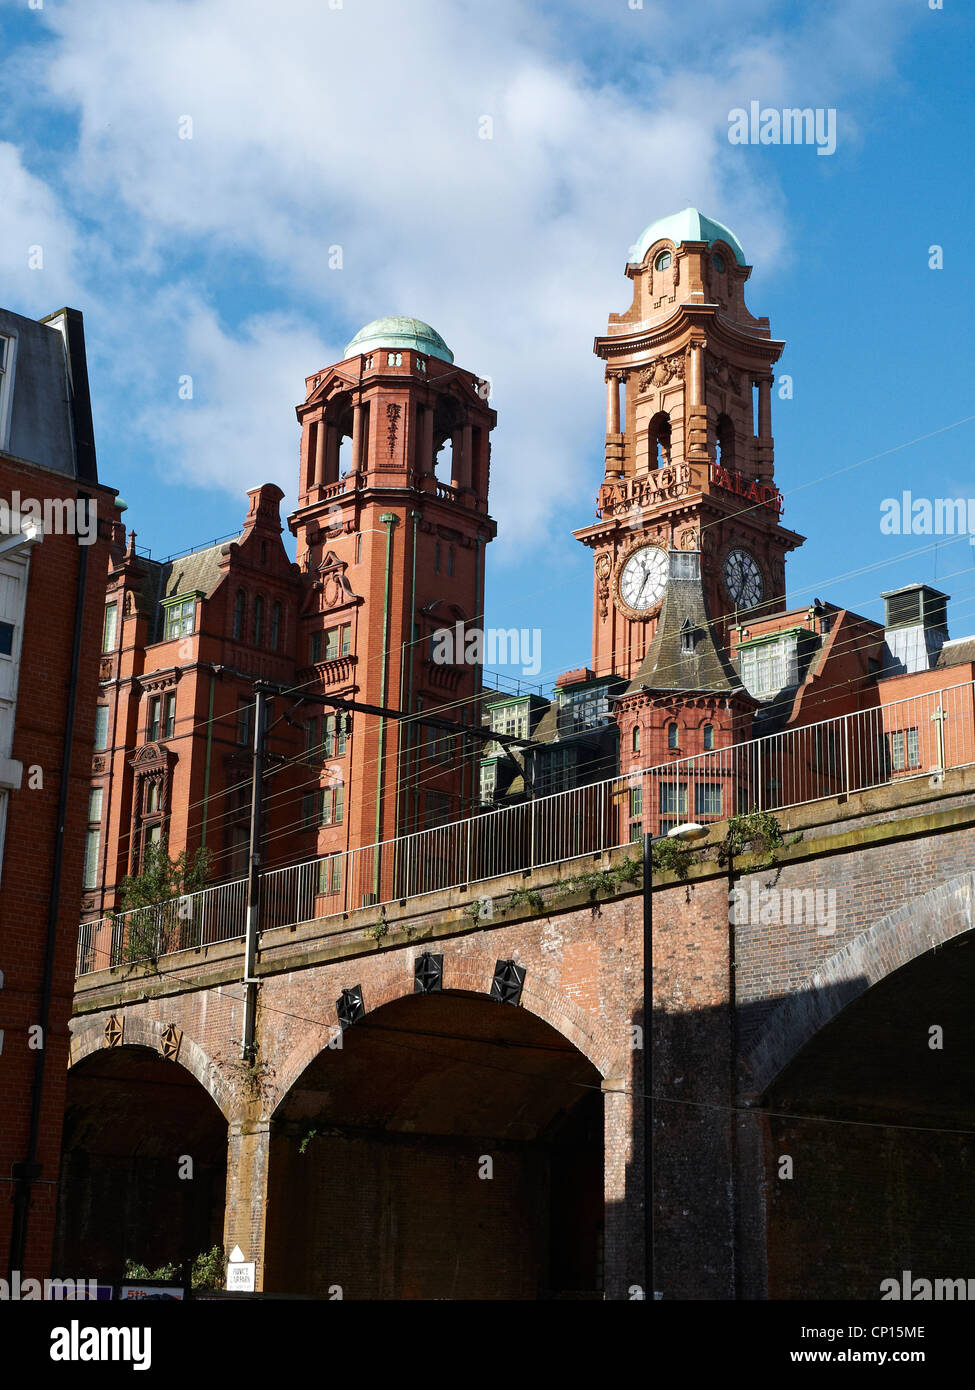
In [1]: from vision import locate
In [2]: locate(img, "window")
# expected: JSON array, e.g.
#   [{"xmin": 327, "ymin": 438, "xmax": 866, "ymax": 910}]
[
  {"xmin": 94, "ymin": 705, "xmax": 109, "ymax": 750},
  {"xmin": 233, "ymin": 589, "xmax": 245, "ymax": 640},
  {"xmin": 716, "ymin": 414, "xmax": 735, "ymax": 470},
  {"xmin": 648, "ymin": 412, "xmax": 671, "ymax": 469},
  {"xmin": 560, "ymin": 685, "xmax": 610, "ymax": 732},
  {"xmin": 703, "ymin": 723, "xmax": 714, "ymax": 751},
  {"xmin": 0, "ymin": 334, "xmax": 16, "ymax": 451},
  {"xmin": 695, "ymin": 782, "xmax": 722, "ymax": 817},
  {"xmin": 889, "ymin": 727, "xmax": 920, "ymax": 772},
  {"xmin": 253, "ymin": 595, "xmax": 264, "ymax": 646},
  {"xmin": 447, "ymin": 547, "xmax": 454, "ymax": 577},
  {"xmin": 356, "ymin": 534, "xmax": 363, "ymax": 564},
  {"xmin": 0, "ymin": 621, "xmax": 13, "ymax": 657},
  {"xmin": 164, "ymin": 693, "xmax": 176, "ymax": 740},
  {"xmin": 739, "ymin": 639, "xmax": 791, "ymax": 698},
  {"xmin": 305, "ymin": 716, "xmax": 320, "ymax": 754},
  {"xmin": 311, "ymin": 632, "xmax": 322, "ymax": 664},
  {"xmin": 629, "ymin": 786, "xmax": 643, "ymax": 818},
  {"xmin": 165, "ymin": 596, "xmax": 196, "ymax": 640},
  {"xmin": 271, "ymin": 602, "xmax": 281, "ymax": 652},
  {"xmin": 814, "ymin": 726, "xmax": 838, "ymax": 774},
  {"xmin": 145, "ymin": 780, "xmax": 161, "ymax": 814},
  {"xmin": 237, "ymin": 697, "xmax": 253, "ymax": 747},
  {"xmin": 103, "ymin": 603, "xmax": 118, "ymax": 653},
  {"xmin": 317, "ymin": 854, "xmax": 343, "ymax": 895},
  {"xmin": 321, "ymin": 783, "xmax": 344, "ymax": 825},
  {"xmin": 323, "ymin": 714, "xmax": 348, "ymax": 758},
  {"xmin": 83, "ymin": 788, "xmax": 103, "ymax": 889},
  {"xmin": 632, "ymin": 725, "xmax": 641, "ymax": 753},
  {"xmin": 323, "ymin": 624, "xmax": 351, "ymax": 663},
  {"xmin": 302, "ymin": 792, "xmax": 318, "ymax": 832},
  {"xmin": 490, "ymin": 702, "xmax": 529, "ymax": 743},
  {"xmin": 434, "ymin": 541, "xmax": 441, "ymax": 573},
  {"xmin": 147, "ymin": 696, "xmax": 161, "ymax": 743},
  {"xmin": 387, "ymin": 351, "xmax": 402, "ymax": 365},
  {"xmin": 480, "ymin": 763, "xmax": 497, "ymax": 804},
  {"xmin": 654, "ymin": 250, "xmax": 672, "ymax": 271},
  {"xmin": 667, "ymin": 722, "xmax": 679, "ymax": 750},
  {"xmin": 659, "ymin": 782, "xmax": 688, "ymax": 817}
]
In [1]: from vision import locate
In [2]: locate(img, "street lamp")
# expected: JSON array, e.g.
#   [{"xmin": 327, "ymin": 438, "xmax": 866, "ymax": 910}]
[{"xmin": 643, "ymin": 819, "xmax": 709, "ymax": 1298}]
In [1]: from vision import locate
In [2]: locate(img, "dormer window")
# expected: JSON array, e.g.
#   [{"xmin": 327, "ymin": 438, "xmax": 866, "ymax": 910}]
[
  {"xmin": 654, "ymin": 250, "xmax": 672, "ymax": 271},
  {"xmin": 680, "ymin": 618, "xmax": 697, "ymax": 654},
  {"xmin": 712, "ymin": 252, "xmax": 726, "ymax": 274},
  {"xmin": 164, "ymin": 595, "xmax": 196, "ymax": 640}
]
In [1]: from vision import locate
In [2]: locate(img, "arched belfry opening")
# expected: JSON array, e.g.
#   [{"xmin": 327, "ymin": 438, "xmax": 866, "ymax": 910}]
[
  {"xmin": 54, "ymin": 1046, "xmax": 227, "ymax": 1283},
  {"xmin": 648, "ymin": 411, "xmax": 671, "ymax": 470},
  {"xmin": 715, "ymin": 412, "xmax": 735, "ymax": 470},
  {"xmin": 264, "ymin": 991, "xmax": 604, "ymax": 1299}
]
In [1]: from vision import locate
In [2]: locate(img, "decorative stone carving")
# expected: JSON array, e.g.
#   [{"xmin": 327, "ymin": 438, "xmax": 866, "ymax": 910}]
[
  {"xmin": 104, "ymin": 1014, "xmax": 124, "ymax": 1048},
  {"xmin": 705, "ymin": 355, "xmax": 742, "ymax": 395},
  {"xmin": 385, "ymin": 402, "xmax": 401, "ymax": 457},
  {"xmin": 638, "ymin": 355, "xmax": 685, "ymax": 393},
  {"xmin": 160, "ymin": 1023, "xmax": 182, "ymax": 1061}
]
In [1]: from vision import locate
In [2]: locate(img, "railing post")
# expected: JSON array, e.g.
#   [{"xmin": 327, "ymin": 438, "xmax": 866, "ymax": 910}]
[
  {"xmin": 465, "ymin": 815, "xmax": 472, "ymax": 887},
  {"xmin": 530, "ymin": 798, "xmax": 536, "ymax": 872}
]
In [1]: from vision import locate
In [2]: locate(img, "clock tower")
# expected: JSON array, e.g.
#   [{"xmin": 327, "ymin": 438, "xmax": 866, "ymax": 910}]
[{"xmin": 574, "ymin": 208, "xmax": 804, "ymax": 684}]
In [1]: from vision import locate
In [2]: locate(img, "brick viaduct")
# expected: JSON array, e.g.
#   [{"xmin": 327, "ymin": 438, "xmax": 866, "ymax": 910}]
[{"xmin": 59, "ymin": 767, "xmax": 975, "ymax": 1300}]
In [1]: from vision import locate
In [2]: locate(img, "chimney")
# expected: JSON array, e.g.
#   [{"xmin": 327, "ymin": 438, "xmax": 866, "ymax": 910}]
[{"xmin": 881, "ymin": 583, "xmax": 949, "ymax": 674}]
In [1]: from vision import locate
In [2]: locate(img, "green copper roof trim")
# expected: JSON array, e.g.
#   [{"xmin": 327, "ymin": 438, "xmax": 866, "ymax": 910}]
[
  {"xmin": 628, "ymin": 208, "xmax": 747, "ymax": 267},
  {"xmin": 344, "ymin": 316, "xmax": 454, "ymax": 363}
]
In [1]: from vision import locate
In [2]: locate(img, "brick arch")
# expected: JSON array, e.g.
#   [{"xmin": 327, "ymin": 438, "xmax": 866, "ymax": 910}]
[
  {"xmin": 742, "ymin": 871, "xmax": 975, "ymax": 1100},
  {"xmin": 267, "ymin": 945, "xmax": 621, "ymax": 1117},
  {"xmin": 68, "ymin": 1012, "xmax": 236, "ymax": 1121}
]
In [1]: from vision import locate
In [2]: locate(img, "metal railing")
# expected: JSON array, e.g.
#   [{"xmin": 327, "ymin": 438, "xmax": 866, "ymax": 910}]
[{"xmin": 76, "ymin": 679, "xmax": 975, "ymax": 976}]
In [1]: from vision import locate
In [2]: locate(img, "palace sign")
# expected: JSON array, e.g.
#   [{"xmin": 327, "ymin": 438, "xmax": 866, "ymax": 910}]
[{"xmin": 709, "ymin": 463, "xmax": 784, "ymax": 515}]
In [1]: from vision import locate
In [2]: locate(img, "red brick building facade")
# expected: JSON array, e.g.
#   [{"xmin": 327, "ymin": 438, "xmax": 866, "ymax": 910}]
[{"xmin": 0, "ymin": 306, "xmax": 119, "ymax": 1279}]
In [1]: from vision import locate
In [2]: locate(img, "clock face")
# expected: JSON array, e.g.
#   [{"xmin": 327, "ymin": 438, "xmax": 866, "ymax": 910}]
[
  {"xmin": 618, "ymin": 545, "xmax": 669, "ymax": 613},
  {"xmin": 724, "ymin": 548, "xmax": 764, "ymax": 609}
]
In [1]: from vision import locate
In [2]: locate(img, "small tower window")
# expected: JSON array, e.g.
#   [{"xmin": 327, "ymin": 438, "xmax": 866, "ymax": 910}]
[
  {"xmin": 703, "ymin": 723, "xmax": 714, "ymax": 750},
  {"xmin": 632, "ymin": 726, "xmax": 641, "ymax": 753},
  {"xmin": 434, "ymin": 541, "xmax": 441, "ymax": 573},
  {"xmin": 712, "ymin": 252, "xmax": 726, "ymax": 274},
  {"xmin": 387, "ymin": 351, "xmax": 402, "ymax": 366},
  {"xmin": 667, "ymin": 721, "xmax": 679, "ymax": 750},
  {"xmin": 654, "ymin": 250, "xmax": 672, "ymax": 271},
  {"xmin": 253, "ymin": 595, "xmax": 264, "ymax": 646},
  {"xmin": 680, "ymin": 618, "xmax": 696, "ymax": 654},
  {"xmin": 648, "ymin": 412, "xmax": 671, "ymax": 469},
  {"xmin": 270, "ymin": 601, "xmax": 281, "ymax": 653},
  {"xmin": 447, "ymin": 546, "xmax": 454, "ymax": 577},
  {"xmin": 716, "ymin": 414, "xmax": 735, "ymax": 470},
  {"xmin": 233, "ymin": 589, "xmax": 245, "ymax": 640}
]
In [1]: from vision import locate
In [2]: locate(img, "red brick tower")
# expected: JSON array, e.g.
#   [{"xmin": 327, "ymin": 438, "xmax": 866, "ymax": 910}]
[
  {"xmin": 288, "ymin": 317, "xmax": 497, "ymax": 880},
  {"xmin": 574, "ymin": 208, "xmax": 804, "ymax": 685}
]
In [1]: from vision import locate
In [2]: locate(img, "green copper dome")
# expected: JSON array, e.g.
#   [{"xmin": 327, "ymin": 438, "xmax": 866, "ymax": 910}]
[
  {"xmin": 344, "ymin": 316, "xmax": 454, "ymax": 363},
  {"xmin": 628, "ymin": 208, "xmax": 747, "ymax": 268}
]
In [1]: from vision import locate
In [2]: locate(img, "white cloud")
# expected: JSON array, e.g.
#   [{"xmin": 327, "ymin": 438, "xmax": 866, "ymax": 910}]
[{"xmin": 1, "ymin": 0, "xmax": 924, "ymax": 556}]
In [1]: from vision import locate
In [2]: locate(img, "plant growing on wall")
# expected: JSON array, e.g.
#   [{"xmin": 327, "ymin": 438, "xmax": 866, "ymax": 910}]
[
  {"xmin": 114, "ymin": 843, "xmax": 212, "ymax": 964},
  {"xmin": 717, "ymin": 809, "xmax": 789, "ymax": 869}
]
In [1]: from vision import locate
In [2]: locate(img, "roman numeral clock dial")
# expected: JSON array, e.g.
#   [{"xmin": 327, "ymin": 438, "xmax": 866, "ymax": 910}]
[
  {"xmin": 616, "ymin": 544, "xmax": 668, "ymax": 617},
  {"xmin": 724, "ymin": 547, "xmax": 764, "ymax": 610}
]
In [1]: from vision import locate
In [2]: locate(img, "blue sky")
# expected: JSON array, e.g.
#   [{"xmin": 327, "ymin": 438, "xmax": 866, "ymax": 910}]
[{"xmin": 1, "ymin": 0, "xmax": 973, "ymax": 690}]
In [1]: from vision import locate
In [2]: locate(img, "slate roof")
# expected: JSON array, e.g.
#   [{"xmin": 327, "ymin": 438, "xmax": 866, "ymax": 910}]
[{"xmin": 626, "ymin": 551, "xmax": 746, "ymax": 696}]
